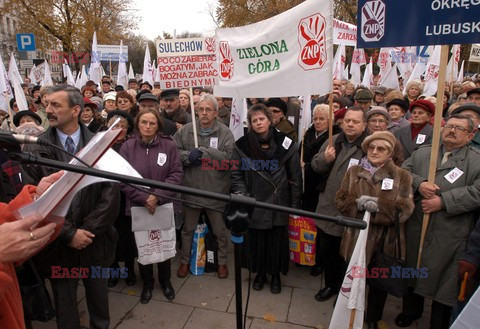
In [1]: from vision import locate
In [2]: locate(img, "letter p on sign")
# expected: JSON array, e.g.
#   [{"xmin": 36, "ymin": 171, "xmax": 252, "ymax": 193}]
[{"xmin": 16, "ymin": 34, "xmax": 36, "ymax": 51}]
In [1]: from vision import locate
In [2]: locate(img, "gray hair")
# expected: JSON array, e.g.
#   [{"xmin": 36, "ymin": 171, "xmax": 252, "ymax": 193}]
[
  {"xmin": 312, "ymin": 104, "xmax": 329, "ymax": 118},
  {"xmin": 50, "ymin": 84, "xmax": 84, "ymax": 109},
  {"xmin": 199, "ymin": 93, "xmax": 218, "ymax": 112}
]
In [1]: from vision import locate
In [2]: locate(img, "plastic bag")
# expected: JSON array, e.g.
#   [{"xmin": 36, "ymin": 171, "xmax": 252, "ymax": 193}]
[{"xmin": 288, "ymin": 215, "xmax": 317, "ymax": 265}]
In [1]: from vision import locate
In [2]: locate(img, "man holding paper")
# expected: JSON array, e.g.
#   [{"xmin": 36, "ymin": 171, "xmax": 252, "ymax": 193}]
[{"xmin": 21, "ymin": 85, "xmax": 120, "ymax": 329}]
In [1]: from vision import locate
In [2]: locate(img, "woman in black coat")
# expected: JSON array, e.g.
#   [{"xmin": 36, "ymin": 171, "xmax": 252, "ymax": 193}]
[{"xmin": 231, "ymin": 103, "xmax": 302, "ymax": 294}]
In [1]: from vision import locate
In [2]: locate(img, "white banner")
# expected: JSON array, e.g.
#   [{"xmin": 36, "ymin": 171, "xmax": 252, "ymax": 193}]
[
  {"xmin": 214, "ymin": 0, "xmax": 332, "ymax": 98},
  {"xmin": 333, "ymin": 19, "xmax": 357, "ymax": 46},
  {"xmin": 469, "ymin": 44, "xmax": 480, "ymax": 63},
  {"xmin": 229, "ymin": 98, "xmax": 248, "ymax": 141},
  {"xmin": 157, "ymin": 55, "xmax": 218, "ymax": 89}
]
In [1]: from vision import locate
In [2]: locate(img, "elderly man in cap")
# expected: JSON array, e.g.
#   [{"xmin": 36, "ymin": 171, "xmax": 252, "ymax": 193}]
[
  {"xmin": 137, "ymin": 93, "xmax": 176, "ymax": 136},
  {"xmin": 397, "ymin": 114, "xmax": 480, "ymax": 329},
  {"xmin": 101, "ymin": 80, "xmax": 113, "ymax": 96},
  {"xmin": 366, "ymin": 106, "xmax": 404, "ymax": 166},
  {"xmin": 451, "ymin": 103, "xmax": 480, "ymax": 149},
  {"xmin": 466, "ymin": 88, "xmax": 480, "ymax": 106},
  {"xmin": 265, "ymin": 98, "xmax": 297, "ymax": 141},
  {"xmin": 174, "ymin": 94, "xmax": 235, "ymax": 280},
  {"xmin": 394, "ymin": 99, "xmax": 435, "ymax": 159},
  {"xmin": 140, "ymin": 81, "xmax": 153, "ymax": 91},
  {"xmin": 128, "ymin": 78, "xmax": 139, "ymax": 92},
  {"xmin": 160, "ymin": 89, "xmax": 192, "ymax": 130},
  {"xmin": 354, "ymin": 88, "xmax": 374, "ymax": 112},
  {"xmin": 373, "ymin": 86, "xmax": 387, "ymax": 106}
]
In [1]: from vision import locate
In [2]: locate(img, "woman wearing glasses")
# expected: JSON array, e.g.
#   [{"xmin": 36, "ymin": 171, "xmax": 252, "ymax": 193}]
[{"xmin": 335, "ymin": 131, "xmax": 415, "ymax": 329}]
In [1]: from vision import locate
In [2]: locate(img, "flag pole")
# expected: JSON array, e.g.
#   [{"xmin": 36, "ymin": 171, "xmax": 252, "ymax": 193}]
[
  {"xmin": 416, "ymin": 44, "xmax": 449, "ymax": 268},
  {"xmin": 349, "ymin": 309, "xmax": 356, "ymax": 329},
  {"xmin": 189, "ymin": 87, "xmax": 199, "ymax": 148},
  {"xmin": 328, "ymin": 91, "xmax": 334, "ymax": 148}
]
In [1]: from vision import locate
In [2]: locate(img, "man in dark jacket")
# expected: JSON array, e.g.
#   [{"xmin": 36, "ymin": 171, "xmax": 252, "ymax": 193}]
[{"xmin": 21, "ymin": 84, "xmax": 120, "ymax": 329}]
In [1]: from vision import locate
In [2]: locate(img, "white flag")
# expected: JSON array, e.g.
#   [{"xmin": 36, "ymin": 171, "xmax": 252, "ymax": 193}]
[
  {"xmin": 0, "ymin": 54, "xmax": 13, "ymax": 112},
  {"xmin": 42, "ymin": 60, "xmax": 54, "ymax": 86},
  {"xmin": 28, "ymin": 64, "xmax": 38, "ymax": 85},
  {"xmin": 89, "ymin": 31, "xmax": 102, "ymax": 85},
  {"xmin": 332, "ymin": 44, "xmax": 346, "ymax": 80},
  {"xmin": 215, "ymin": 0, "xmax": 333, "ymax": 98},
  {"xmin": 391, "ymin": 47, "xmax": 412, "ymax": 81},
  {"xmin": 142, "ymin": 45, "xmax": 154, "ymax": 85},
  {"xmin": 298, "ymin": 95, "xmax": 312, "ymax": 143},
  {"xmin": 350, "ymin": 48, "xmax": 366, "ymax": 87},
  {"xmin": 457, "ymin": 60, "xmax": 464, "ymax": 82},
  {"xmin": 229, "ymin": 98, "xmax": 248, "ymax": 141},
  {"xmin": 406, "ymin": 46, "xmax": 433, "ymax": 88},
  {"xmin": 423, "ymin": 46, "xmax": 441, "ymax": 96},
  {"xmin": 446, "ymin": 45, "xmax": 460, "ymax": 84},
  {"xmin": 377, "ymin": 48, "xmax": 392, "ymax": 86},
  {"xmin": 62, "ymin": 60, "xmax": 76, "ymax": 86},
  {"xmin": 75, "ymin": 65, "xmax": 88, "ymax": 90},
  {"xmin": 116, "ymin": 41, "xmax": 128, "ymax": 89},
  {"xmin": 128, "ymin": 63, "xmax": 135, "ymax": 80},
  {"xmin": 380, "ymin": 63, "xmax": 399, "ymax": 90},
  {"xmin": 329, "ymin": 212, "xmax": 370, "ymax": 329},
  {"xmin": 8, "ymin": 54, "xmax": 28, "ymax": 112},
  {"xmin": 361, "ymin": 58, "xmax": 373, "ymax": 88}
]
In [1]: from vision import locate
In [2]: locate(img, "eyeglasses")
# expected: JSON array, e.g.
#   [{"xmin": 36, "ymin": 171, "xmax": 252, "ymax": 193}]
[
  {"xmin": 271, "ymin": 110, "xmax": 282, "ymax": 114},
  {"xmin": 367, "ymin": 144, "xmax": 389, "ymax": 153},
  {"xmin": 443, "ymin": 124, "xmax": 471, "ymax": 133},
  {"xmin": 117, "ymin": 99, "xmax": 130, "ymax": 104}
]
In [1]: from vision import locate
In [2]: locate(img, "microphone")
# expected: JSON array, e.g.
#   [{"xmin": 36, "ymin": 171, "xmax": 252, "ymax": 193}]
[{"xmin": 0, "ymin": 131, "xmax": 51, "ymax": 150}]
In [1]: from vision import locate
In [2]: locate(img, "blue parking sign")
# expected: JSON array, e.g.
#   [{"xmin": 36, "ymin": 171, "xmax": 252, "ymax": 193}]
[{"xmin": 16, "ymin": 34, "xmax": 36, "ymax": 51}]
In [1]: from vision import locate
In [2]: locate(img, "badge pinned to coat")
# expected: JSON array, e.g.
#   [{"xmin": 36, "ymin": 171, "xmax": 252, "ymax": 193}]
[{"xmin": 157, "ymin": 153, "xmax": 167, "ymax": 166}]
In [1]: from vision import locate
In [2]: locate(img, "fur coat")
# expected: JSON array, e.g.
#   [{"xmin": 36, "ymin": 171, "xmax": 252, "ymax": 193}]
[{"xmin": 335, "ymin": 158, "xmax": 415, "ymax": 265}]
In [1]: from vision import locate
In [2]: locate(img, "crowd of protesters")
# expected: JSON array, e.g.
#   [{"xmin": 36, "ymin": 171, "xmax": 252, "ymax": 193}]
[{"xmin": 1, "ymin": 73, "xmax": 480, "ymax": 329}]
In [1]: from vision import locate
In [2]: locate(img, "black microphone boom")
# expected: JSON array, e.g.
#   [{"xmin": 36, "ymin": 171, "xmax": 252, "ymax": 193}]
[{"xmin": 10, "ymin": 151, "xmax": 366, "ymax": 230}]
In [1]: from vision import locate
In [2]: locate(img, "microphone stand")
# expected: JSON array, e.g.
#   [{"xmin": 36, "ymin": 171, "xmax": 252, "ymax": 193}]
[{"xmin": 11, "ymin": 151, "xmax": 366, "ymax": 329}]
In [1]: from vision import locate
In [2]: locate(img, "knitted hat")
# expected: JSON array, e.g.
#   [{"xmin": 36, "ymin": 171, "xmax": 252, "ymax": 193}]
[
  {"xmin": 362, "ymin": 131, "xmax": 396, "ymax": 153},
  {"xmin": 366, "ymin": 106, "xmax": 391, "ymax": 124}
]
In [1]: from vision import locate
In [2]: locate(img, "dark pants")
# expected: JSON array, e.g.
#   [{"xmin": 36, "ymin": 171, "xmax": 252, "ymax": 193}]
[
  {"xmin": 402, "ymin": 287, "xmax": 452, "ymax": 329},
  {"xmin": 50, "ymin": 277, "xmax": 109, "ymax": 329},
  {"xmin": 366, "ymin": 285, "xmax": 388, "ymax": 323},
  {"xmin": 139, "ymin": 259, "xmax": 171, "ymax": 289},
  {"xmin": 318, "ymin": 229, "xmax": 345, "ymax": 291}
]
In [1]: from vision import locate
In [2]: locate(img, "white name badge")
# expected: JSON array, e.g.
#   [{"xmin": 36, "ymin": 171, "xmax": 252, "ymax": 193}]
[
  {"xmin": 381, "ymin": 178, "xmax": 394, "ymax": 190},
  {"xmin": 445, "ymin": 167, "xmax": 463, "ymax": 184},
  {"xmin": 347, "ymin": 158, "xmax": 359, "ymax": 169},
  {"xmin": 416, "ymin": 134, "xmax": 426, "ymax": 144},
  {"xmin": 288, "ymin": 116, "xmax": 295, "ymax": 124},
  {"xmin": 282, "ymin": 136, "xmax": 292, "ymax": 149},
  {"xmin": 157, "ymin": 153, "xmax": 167, "ymax": 166},
  {"xmin": 210, "ymin": 137, "xmax": 218, "ymax": 149}
]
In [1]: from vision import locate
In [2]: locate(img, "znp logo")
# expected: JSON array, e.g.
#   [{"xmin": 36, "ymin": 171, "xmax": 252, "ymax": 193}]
[
  {"xmin": 297, "ymin": 13, "xmax": 328, "ymax": 71},
  {"xmin": 219, "ymin": 41, "xmax": 234, "ymax": 81},
  {"xmin": 361, "ymin": 0, "xmax": 386, "ymax": 42}
]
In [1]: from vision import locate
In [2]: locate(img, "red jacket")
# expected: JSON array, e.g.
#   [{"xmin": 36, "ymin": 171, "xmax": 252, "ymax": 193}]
[{"xmin": 0, "ymin": 185, "xmax": 36, "ymax": 329}]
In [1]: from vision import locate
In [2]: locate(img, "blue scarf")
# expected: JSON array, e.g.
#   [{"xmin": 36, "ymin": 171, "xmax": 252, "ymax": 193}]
[{"xmin": 359, "ymin": 156, "xmax": 380, "ymax": 175}]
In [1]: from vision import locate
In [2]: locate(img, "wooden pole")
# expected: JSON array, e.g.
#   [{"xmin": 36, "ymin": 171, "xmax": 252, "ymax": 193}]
[
  {"xmin": 328, "ymin": 92, "xmax": 334, "ymax": 148},
  {"xmin": 416, "ymin": 44, "xmax": 449, "ymax": 268},
  {"xmin": 348, "ymin": 308, "xmax": 356, "ymax": 329},
  {"xmin": 189, "ymin": 87, "xmax": 199, "ymax": 148}
]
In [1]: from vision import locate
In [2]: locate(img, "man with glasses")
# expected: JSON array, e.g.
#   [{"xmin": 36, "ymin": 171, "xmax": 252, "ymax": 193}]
[
  {"xmin": 398, "ymin": 114, "xmax": 480, "ymax": 329},
  {"xmin": 451, "ymin": 104, "xmax": 480, "ymax": 149},
  {"xmin": 173, "ymin": 94, "xmax": 235, "ymax": 280}
]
